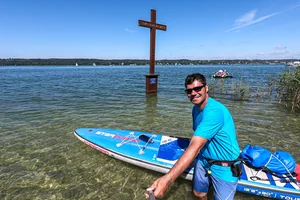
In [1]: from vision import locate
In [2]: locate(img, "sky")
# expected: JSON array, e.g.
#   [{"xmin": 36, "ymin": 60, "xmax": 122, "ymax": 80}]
[{"xmin": 1, "ymin": 0, "xmax": 300, "ymax": 60}]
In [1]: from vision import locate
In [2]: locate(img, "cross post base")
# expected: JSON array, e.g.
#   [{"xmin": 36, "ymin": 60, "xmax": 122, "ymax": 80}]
[{"xmin": 145, "ymin": 74, "xmax": 159, "ymax": 94}]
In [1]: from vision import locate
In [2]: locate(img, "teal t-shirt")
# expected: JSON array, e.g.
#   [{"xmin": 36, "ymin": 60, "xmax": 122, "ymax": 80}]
[{"xmin": 192, "ymin": 97, "xmax": 240, "ymax": 182}]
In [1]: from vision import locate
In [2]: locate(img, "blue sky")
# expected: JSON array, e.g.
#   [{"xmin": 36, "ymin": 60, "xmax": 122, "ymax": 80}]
[{"xmin": 1, "ymin": 0, "xmax": 300, "ymax": 60}]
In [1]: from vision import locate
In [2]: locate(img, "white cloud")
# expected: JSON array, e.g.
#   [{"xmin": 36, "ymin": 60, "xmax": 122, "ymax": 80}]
[
  {"xmin": 275, "ymin": 46, "xmax": 287, "ymax": 49},
  {"xmin": 235, "ymin": 10, "xmax": 257, "ymax": 26},
  {"xmin": 226, "ymin": 4, "xmax": 300, "ymax": 32},
  {"xmin": 225, "ymin": 4, "xmax": 300, "ymax": 32},
  {"xmin": 272, "ymin": 50, "xmax": 289, "ymax": 55},
  {"xmin": 125, "ymin": 28, "xmax": 136, "ymax": 33},
  {"xmin": 226, "ymin": 11, "xmax": 280, "ymax": 32}
]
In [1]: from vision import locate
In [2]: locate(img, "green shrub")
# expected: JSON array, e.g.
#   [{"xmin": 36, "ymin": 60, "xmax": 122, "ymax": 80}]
[{"xmin": 276, "ymin": 66, "xmax": 300, "ymax": 112}]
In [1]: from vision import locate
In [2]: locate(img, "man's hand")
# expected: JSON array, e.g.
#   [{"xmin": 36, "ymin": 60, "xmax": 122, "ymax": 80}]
[{"xmin": 145, "ymin": 175, "xmax": 172, "ymax": 198}]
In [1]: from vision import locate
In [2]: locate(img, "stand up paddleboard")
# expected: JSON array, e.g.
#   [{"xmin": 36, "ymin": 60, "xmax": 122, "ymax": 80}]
[{"xmin": 74, "ymin": 128, "xmax": 300, "ymax": 199}]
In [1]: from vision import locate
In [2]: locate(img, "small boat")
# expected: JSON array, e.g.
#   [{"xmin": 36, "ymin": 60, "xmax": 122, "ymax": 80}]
[
  {"xmin": 213, "ymin": 74, "xmax": 233, "ymax": 78},
  {"xmin": 213, "ymin": 69, "xmax": 232, "ymax": 78}
]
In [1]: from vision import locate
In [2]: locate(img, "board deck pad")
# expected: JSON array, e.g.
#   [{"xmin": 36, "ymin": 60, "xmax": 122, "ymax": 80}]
[
  {"xmin": 74, "ymin": 128, "xmax": 300, "ymax": 199},
  {"xmin": 158, "ymin": 136, "xmax": 189, "ymax": 161}
]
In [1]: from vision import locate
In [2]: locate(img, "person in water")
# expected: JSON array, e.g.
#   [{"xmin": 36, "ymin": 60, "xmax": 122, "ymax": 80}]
[
  {"xmin": 216, "ymin": 69, "xmax": 229, "ymax": 77},
  {"xmin": 222, "ymin": 69, "xmax": 229, "ymax": 77},
  {"xmin": 146, "ymin": 73, "xmax": 240, "ymax": 200}
]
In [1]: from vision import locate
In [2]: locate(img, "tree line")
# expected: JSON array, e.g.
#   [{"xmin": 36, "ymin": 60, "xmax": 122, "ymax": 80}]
[{"xmin": 0, "ymin": 58, "xmax": 298, "ymax": 66}]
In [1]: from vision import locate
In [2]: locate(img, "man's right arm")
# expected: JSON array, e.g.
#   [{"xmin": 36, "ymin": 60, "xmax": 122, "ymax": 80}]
[{"xmin": 147, "ymin": 136, "xmax": 207, "ymax": 198}]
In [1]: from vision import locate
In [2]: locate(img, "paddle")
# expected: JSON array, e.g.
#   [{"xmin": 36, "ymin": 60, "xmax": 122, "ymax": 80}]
[{"xmin": 138, "ymin": 134, "xmax": 154, "ymax": 155}]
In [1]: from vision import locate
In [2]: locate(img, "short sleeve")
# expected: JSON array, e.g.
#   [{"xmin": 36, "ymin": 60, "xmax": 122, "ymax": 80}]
[{"xmin": 193, "ymin": 107, "xmax": 224, "ymax": 140}]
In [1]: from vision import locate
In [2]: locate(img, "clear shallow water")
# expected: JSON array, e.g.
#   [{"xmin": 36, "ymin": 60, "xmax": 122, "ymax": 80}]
[{"xmin": 0, "ymin": 65, "xmax": 299, "ymax": 200}]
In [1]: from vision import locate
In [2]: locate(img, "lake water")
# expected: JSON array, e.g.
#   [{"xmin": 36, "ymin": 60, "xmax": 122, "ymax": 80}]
[{"xmin": 1, "ymin": 65, "xmax": 299, "ymax": 200}]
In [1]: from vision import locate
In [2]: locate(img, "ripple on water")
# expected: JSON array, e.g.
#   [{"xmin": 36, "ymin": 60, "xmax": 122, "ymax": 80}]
[{"xmin": 0, "ymin": 65, "xmax": 299, "ymax": 199}]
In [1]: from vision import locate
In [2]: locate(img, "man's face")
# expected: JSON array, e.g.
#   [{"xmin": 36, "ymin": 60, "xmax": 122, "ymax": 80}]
[{"xmin": 185, "ymin": 80, "xmax": 208, "ymax": 106}]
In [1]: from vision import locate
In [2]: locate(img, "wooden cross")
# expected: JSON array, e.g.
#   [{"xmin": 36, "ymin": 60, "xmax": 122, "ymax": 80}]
[
  {"xmin": 139, "ymin": 9, "xmax": 167, "ymax": 74},
  {"xmin": 138, "ymin": 9, "xmax": 167, "ymax": 93}
]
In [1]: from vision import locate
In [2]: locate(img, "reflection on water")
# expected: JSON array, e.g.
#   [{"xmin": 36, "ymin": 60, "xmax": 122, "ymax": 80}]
[{"xmin": 0, "ymin": 65, "xmax": 299, "ymax": 199}]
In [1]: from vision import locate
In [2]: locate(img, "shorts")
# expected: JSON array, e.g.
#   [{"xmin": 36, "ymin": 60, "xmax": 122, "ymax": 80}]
[{"xmin": 193, "ymin": 160, "xmax": 238, "ymax": 200}]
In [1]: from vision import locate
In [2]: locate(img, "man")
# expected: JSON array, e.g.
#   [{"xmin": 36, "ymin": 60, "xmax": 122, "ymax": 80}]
[{"xmin": 146, "ymin": 73, "xmax": 240, "ymax": 200}]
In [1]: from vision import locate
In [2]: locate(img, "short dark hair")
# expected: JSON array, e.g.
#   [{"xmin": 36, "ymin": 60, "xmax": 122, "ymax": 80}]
[{"xmin": 185, "ymin": 73, "xmax": 206, "ymax": 88}]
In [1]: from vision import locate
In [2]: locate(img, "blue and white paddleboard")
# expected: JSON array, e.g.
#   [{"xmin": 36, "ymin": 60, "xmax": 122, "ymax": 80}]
[{"xmin": 74, "ymin": 128, "xmax": 300, "ymax": 199}]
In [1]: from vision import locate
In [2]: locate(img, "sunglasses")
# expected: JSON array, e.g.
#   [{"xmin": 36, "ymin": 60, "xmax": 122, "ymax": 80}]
[{"xmin": 185, "ymin": 84, "xmax": 206, "ymax": 94}]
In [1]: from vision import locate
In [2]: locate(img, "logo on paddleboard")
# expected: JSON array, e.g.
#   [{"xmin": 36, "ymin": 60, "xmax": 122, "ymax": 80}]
[{"xmin": 96, "ymin": 131, "xmax": 140, "ymax": 142}]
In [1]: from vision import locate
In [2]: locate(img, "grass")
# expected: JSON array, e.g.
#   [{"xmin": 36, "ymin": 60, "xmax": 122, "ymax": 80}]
[
  {"xmin": 232, "ymin": 80, "xmax": 250, "ymax": 101},
  {"xmin": 208, "ymin": 66, "xmax": 300, "ymax": 113},
  {"xmin": 276, "ymin": 66, "xmax": 300, "ymax": 113}
]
